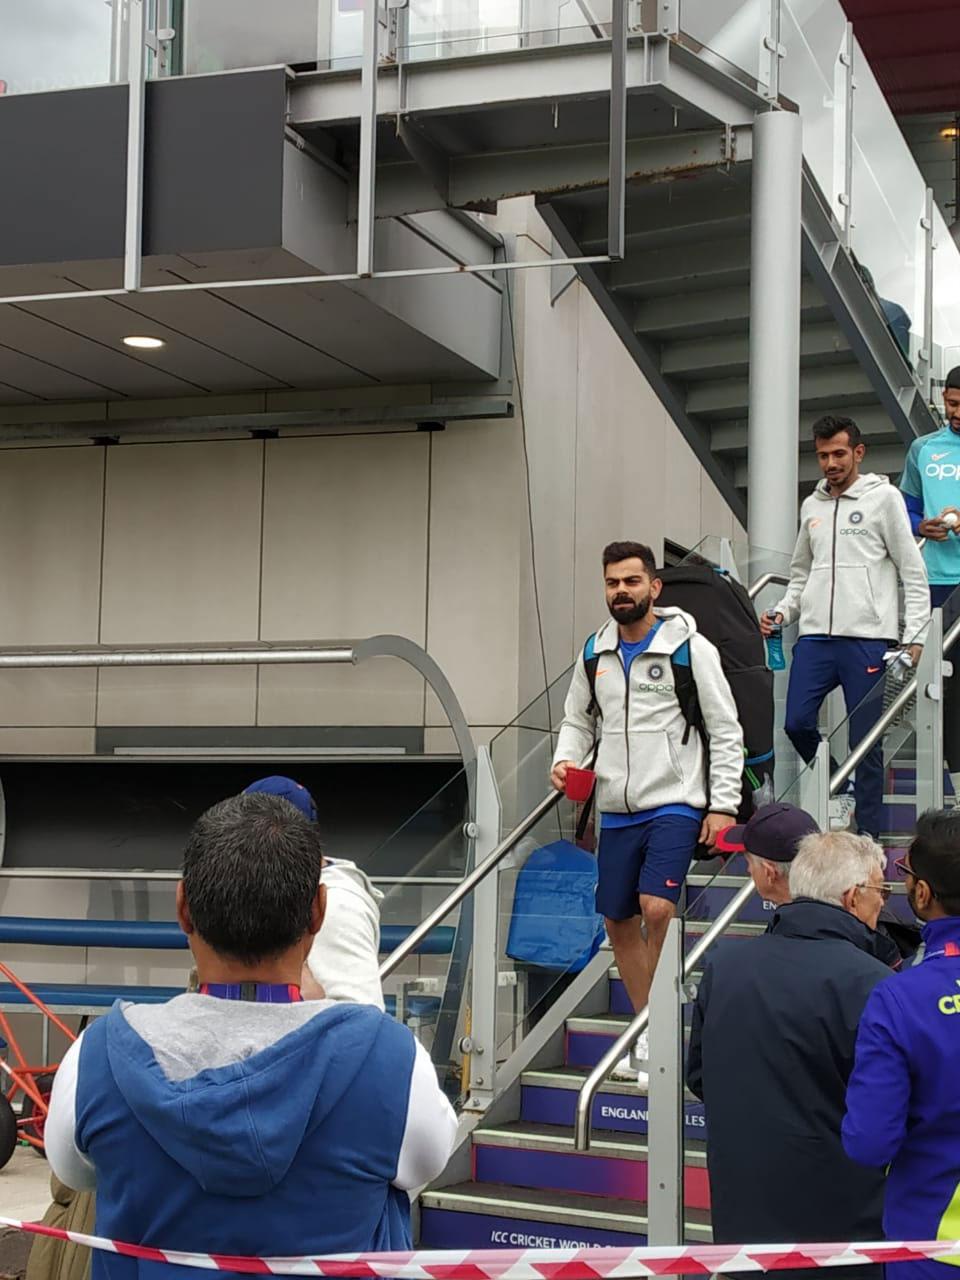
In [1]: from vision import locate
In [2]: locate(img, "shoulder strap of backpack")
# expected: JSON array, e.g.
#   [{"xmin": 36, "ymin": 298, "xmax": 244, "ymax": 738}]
[
  {"xmin": 583, "ymin": 632, "xmax": 601, "ymax": 718},
  {"xmin": 575, "ymin": 633, "xmax": 602, "ymax": 844},
  {"xmin": 670, "ymin": 639, "xmax": 705, "ymax": 746}
]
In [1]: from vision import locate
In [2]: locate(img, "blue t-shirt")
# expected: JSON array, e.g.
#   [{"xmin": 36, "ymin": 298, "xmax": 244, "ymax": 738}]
[
  {"xmin": 601, "ymin": 622, "xmax": 702, "ymax": 828},
  {"xmin": 901, "ymin": 425, "xmax": 960, "ymax": 586}
]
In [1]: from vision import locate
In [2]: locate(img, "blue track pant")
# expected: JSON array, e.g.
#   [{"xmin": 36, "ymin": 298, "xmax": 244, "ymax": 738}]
[{"xmin": 784, "ymin": 637, "xmax": 889, "ymax": 837}]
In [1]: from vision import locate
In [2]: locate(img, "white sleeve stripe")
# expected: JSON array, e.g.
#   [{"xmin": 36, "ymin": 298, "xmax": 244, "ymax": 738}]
[
  {"xmin": 392, "ymin": 1037, "xmax": 458, "ymax": 1191},
  {"xmin": 45, "ymin": 1030, "xmax": 98, "ymax": 1192}
]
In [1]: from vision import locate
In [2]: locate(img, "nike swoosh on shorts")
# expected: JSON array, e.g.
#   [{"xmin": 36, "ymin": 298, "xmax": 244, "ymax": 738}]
[{"xmin": 867, "ymin": 666, "xmax": 881, "ymax": 673}]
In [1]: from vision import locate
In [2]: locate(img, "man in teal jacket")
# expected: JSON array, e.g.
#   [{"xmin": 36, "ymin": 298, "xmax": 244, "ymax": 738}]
[
  {"xmin": 843, "ymin": 809, "xmax": 960, "ymax": 1280},
  {"xmin": 901, "ymin": 368, "xmax": 960, "ymax": 800}
]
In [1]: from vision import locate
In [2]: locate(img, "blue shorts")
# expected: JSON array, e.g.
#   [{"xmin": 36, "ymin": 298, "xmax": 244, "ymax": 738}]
[{"xmin": 596, "ymin": 816, "xmax": 700, "ymax": 918}]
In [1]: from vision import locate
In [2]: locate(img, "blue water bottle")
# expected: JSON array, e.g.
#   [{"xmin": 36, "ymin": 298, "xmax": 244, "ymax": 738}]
[{"xmin": 765, "ymin": 613, "xmax": 786, "ymax": 671}]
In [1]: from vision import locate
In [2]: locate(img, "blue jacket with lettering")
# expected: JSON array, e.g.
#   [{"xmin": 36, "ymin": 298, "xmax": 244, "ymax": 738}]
[{"xmin": 843, "ymin": 917, "xmax": 960, "ymax": 1274}]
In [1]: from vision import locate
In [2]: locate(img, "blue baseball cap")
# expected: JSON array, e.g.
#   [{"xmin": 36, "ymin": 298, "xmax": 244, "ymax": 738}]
[
  {"xmin": 716, "ymin": 802, "xmax": 819, "ymax": 861},
  {"xmin": 243, "ymin": 775, "xmax": 317, "ymax": 822}
]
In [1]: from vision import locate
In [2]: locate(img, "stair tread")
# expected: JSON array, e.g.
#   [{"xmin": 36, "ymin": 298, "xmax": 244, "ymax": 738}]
[
  {"xmin": 567, "ymin": 1014, "xmax": 632, "ymax": 1033},
  {"xmin": 422, "ymin": 1181, "xmax": 712, "ymax": 1235},
  {"xmin": 474, "ymin": 1120, "xmax": 707, "ymax": 1162},
  {"xmin": 522, "ymin": 1064, "xmax": 701, "ymax": 1102}
]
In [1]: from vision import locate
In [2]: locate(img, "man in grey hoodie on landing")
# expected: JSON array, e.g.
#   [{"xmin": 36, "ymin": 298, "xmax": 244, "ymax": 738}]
[{"xmin": 761, "ymin": 415, "xmax": 929, "ymax": 837}]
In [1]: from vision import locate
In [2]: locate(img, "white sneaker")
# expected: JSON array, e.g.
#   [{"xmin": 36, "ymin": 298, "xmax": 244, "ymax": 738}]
[
  {"xmin": 611, "ymin": 1030, "xmax": 650, "ymax": 1080},
  {"xmin": 829, "ymin": 794, "xmax": 856, "ymax": 830}
]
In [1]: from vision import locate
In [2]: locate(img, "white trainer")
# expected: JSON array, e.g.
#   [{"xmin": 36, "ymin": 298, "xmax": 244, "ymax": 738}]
[
  {"xmin": 829, "ymin": 794, "xmax": 856, "ymax": 830},
  {"xmin": 611, "ymin": 1029, "xmax": 650, "ymax": 1081}
]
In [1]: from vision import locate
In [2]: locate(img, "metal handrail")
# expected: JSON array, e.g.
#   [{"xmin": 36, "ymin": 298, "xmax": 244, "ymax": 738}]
[
  {"xmin": 572, "ymin": 604, "xmax": 960, "ymax": 1150},
  {"xmin": 746, "ymin": 571, "xmax": 789, "ymax": 599},
  {"xmin": 378, "ymin": 788, "xmax": 561, "ymax": 978}
]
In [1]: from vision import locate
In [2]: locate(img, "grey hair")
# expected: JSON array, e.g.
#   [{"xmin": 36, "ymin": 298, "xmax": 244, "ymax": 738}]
[
  {"xmin": 746, "ymin": 853, "xmax": 790, "ymax": 882},
  {"xmin": 788, "ymin": 831, "xmax": 886, "ymax": 905}
]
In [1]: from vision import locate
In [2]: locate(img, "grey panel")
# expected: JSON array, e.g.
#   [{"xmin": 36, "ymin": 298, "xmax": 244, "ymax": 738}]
[
  {"xmin": 0, "ymin": 381, "xmax": 38, "ymax": 404},
  {"xmin": 0, "ymin": 308, "xmax": 201, "ymax": 398},
  {"xmin": 221, "ymin": 283, "xmax": 492, "ymax": 383},
  {"xmin": 19, "ymin": 296, "xmax": 289, "ymax": 394},
  {"xmin": 0, "ymin": 345, "xmax": 119, "ymax": 401},
  {"xmin": 112, "ymin": 283, "xmax": 377, "ymax": 389},
  {"xmin": 144, "ymin": 70, "xmax": 287, "ymax": 256},
  {"xmin": 0, "ymin": 85, "xmax": 126, "ymax": 266}
]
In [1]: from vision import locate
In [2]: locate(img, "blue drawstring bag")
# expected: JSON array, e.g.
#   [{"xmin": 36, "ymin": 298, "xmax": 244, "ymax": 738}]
[{"xmin": 505, "ymin": 840, "xmax": 606, "ymax": 972}]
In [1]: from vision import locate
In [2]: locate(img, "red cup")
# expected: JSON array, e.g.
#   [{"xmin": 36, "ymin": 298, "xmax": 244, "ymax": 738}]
[{"xmin": 564, "ymin": 766, "xmax": 596, "ymax": 803}]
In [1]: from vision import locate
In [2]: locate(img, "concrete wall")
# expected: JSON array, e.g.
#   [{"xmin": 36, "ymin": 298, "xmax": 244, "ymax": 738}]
[{"xmin": 0, "ymin": 200, "xmax": 744, "ymax": 757}]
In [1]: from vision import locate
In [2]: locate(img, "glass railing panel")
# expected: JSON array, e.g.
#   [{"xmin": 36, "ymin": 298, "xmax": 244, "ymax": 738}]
[
  {"xmin": 779, "ymin": 0, "xmax": 847, "ymax": 224},
  {"xmin": 1, "ymin": 0, "xmax": 116, "ymax": 94},
  {"xmin": 932, "ymin": 208, "xmax": 960, "ymax": 387},
  {"xmin": 678, "ymin": 0, "xmax": 766, "ymax": 87},
  {"xmin": 492, "ymin": 806, "xmax": 599, "ymax": 1066},
  {"xmin": 489, "ymin": 665, "xmax": 574, "ymax": 832},
  {"xmin": 397, "ymin": 0, "xmax": 619, "ymax": 64},
  {"xmin": 846, "ymin": 33, "xmax": 926, "ymax": 367}
]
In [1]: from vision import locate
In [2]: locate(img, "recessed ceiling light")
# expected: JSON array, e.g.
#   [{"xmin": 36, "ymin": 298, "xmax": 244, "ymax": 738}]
[
  {"xmin": 941, "ymin": 126, "xmax": 960, "ymax": 140},
  {"xmin": 122, "ymin": 335, "xmax": 165, "ymax": 350}
]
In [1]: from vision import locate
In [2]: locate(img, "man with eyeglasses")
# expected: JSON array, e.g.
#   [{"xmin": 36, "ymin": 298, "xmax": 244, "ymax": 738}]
[
  {"xmin": 688, "ymin": 832, "xmax": 894, "ymax": 1276},
  {"xmin": 844, "ymin": 809, "xmax": 960, "ymax": 1280}
]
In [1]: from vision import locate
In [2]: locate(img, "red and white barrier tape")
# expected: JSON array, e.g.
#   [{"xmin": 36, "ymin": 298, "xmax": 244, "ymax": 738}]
[{"xmin": 1, "ymin": 1219, "xmax": 958, "ymax": 1277}]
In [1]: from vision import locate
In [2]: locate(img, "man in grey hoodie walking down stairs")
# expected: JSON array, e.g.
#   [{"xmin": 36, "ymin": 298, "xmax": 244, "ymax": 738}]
[
  {"xmin": 761, "ymin": 415, "xmax": 929, "ymax": 838},
  {"xmin": 551, "ymin": 540, "xmax": 743, "ymax": 1080}
]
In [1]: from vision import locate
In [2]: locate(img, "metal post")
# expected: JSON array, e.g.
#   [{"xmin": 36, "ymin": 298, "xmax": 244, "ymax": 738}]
[
  {"xmin": 123, "ymin": 0, "xmax": 147, "ymax": 292},
  {"xmin": 915, "ymin": 608, "xmax": 945, "ymax": 815},
  {"xmin": 836, "ymin": 23, "xmax": 854, "ymax": 246},
  {"xmin": 607, "ymin": 0, "xmax": 627, "ymax": 260},
  {"xmin": 646, "ymin": 915, "xmax": 683, "ymax": 1246},
  {"xmin": 747, "ymin": 109, "xmax": 802, "ymax": 565},
  {"xmin": 798, "ymin": 738, "xmax": 831, "ymax": 832},
  {"xmin": 463, "ymin": 747, "xmax": 503, "ymax": 1112},
  {"xmin": 759, "ymin": 0, "xmax": 784, "ymax": 104},
  {"xmin": 357, "ymin": 0, "xmax": 380, "ymax": 276},
  {"xmin": 919, "ymin": 187, "xmax": 935, "ymax": 403}
]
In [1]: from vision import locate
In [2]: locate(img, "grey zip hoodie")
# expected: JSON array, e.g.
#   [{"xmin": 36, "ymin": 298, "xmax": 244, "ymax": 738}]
[
  {"xmin": 554, "ymin": 607, "xmax": 744, "ymax": 817},
  {"xmin": 773, "ymin": 473, "xmax": 929, "ymax": 643}
]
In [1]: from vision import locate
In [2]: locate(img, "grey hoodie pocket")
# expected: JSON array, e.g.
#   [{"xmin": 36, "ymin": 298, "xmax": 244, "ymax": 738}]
[{"xmin": 619, "ymin": 731, "xmax": 686, "ymax": 811}]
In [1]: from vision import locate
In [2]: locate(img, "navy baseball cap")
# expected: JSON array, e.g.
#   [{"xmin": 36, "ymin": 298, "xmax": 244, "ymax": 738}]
[
  {"xmin": 243, "ymin": 775, "xmax": 317, "ymax": 822},
  {"xmin": 716, "ymin": 802, "xmax": 819, "ymax": 861}
]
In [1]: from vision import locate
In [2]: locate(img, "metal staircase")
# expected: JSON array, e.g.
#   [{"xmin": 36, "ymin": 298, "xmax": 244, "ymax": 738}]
[{"xmin": 538, "ymin": 162, "xmax": 934, "ymax": 524}]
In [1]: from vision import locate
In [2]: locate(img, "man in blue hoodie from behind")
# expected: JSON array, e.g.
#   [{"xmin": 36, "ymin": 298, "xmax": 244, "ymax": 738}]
[{"xmin": 44, "ymin": 791, "xmax": 458, "ymax": 1280}]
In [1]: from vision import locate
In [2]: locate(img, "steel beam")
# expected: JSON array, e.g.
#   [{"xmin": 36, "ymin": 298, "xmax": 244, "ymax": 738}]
[
  {"xmin": 608, "ymin": 0, "xmax": 628, "ymax": 260},
  {"xmin": 0, "ymin": 397, "xmax": 514, "ymax": 445},
  {"xmin": 291, "ymin": 37, "xmax": 761, "ymax": 132},
  {"xmin": 123, "ymin": 0, "xmax": 147, "ymax": 292},
  {"xmin": 747, "ymin": 110, "xmax": 803, "ymax": 562},
  {"xmin": 356, "ymin": 0, "xmax": 380, "ymax": 276}
]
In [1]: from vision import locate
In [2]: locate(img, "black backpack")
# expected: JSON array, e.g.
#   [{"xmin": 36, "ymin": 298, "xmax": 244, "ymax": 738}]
[{"xmin": 580, "ymin": 565, "xmax": 774, "ymax": 826}]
